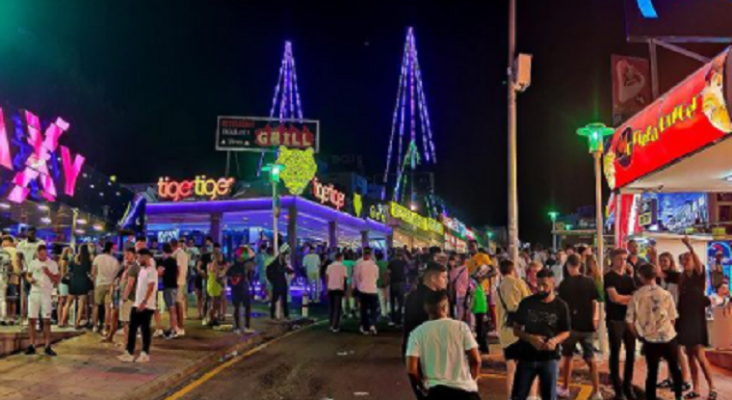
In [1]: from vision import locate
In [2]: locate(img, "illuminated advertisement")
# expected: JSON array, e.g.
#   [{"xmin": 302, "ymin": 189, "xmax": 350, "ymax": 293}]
[
  {"xmin": 0, "ymin": 107, "xmax": 86, "ymax": 204},
  {"xmin": 643, "ymin": 192, "xmax": 709, "ymax": 233},
  {"xmin": 157, "ymin": 176, "xmax": 235, "ymax": 202},
  {"xmin": 605, "ymin": 50, "xmax": 732, "ymax": 190},
  {"xmin": 312, "ymin": 177, "xmax": 345, "ymax": 211},
  {"xmin": 216, "ymin": 116, "xmax": 320, "ymax": 153},
  {"xmin": 390, "ymin": 202, "xmax": 444, "ymax": 235}
]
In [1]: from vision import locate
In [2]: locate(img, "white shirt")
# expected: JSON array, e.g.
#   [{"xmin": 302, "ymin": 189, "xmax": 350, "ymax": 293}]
[
  {"xmin": 354, "ymin": 259, "xmax": 379, "ymax": 294},
  {"xmin": 28, "ymin": 258, "xmax": 58, "ymax": 296},
  {"xmin": 186, "ymin": 246, "xmax": 200, "ymax": 268},
  {"xmin": 326, "ymin": 262, "xmax": 347, "ymax": 290},
  {"xmin": 135, "ymin": 265, "xmax": 158, "ymax": 310},
  {"xmin": 303, "ymin": 253, "xmax": 321, "ymax": 274},
  {"xmin": 93, "ymin": 253, "xmax": 121, "ymax": 286},
  {"xmin": 173, "ymin": 248, "xmax": 189, "ymax": 286},
  {"xmin": 406, "ymin": 319, "xmax": 479, "ymax": 393},
  {"xmin": 626, "ymin": 284, "xmax": 678, "ymax": 343},
  {"xmin": 17, "ymin": 239, "xmax": 45, "ymax": 266}
]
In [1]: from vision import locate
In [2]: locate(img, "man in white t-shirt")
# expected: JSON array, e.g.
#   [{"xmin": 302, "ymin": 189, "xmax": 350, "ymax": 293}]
[
  {"xmin": 171, "ymin": 239, "xmax": 189, "ymax": 332},
  {"xmin": 303, "ymin": 245, "xmax": 322, "ymax": 303},
  {"xmin": 407, "ymin": 290, "xmax": 482, "ymax": 400},
  {"xmin": 92, "ymin": 242, "xmax": 121, "ymax": 334},
  {"xmin": 325, "ymin": 252, "xmax": 347, "ymax": 332},
  {"xmin": 25, "ymin": 245, "xmax": 59, "ymax": 356},
  {"xmin": 354, "ymin": 247, "xmax": 380, "ymax": 336},
  {"xmin": 119, "ymin": 248, "xmax": 157, "ymax": 363},
  {"xmin": 17, "ymin": 227, "xmax": 45, "ymax": 265}
]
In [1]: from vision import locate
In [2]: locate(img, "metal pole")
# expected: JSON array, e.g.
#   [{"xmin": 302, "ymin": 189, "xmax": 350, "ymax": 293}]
[
  {"xmin": 552, "ymin": 220, "xmax": 557, "ymax": 251},
  {"xmin": 594, "ymin": 150, "xmax": 608, "ymax": 356},
  {"xmin": 273, "ymin": 182, "xmax": 279, "ymax": 256},
  {"xmin": 649, "ymin": 39, "xmax": 660, "ymax": 99},
  {"xmin": 507, "ymin": 0, "xmax": 519, "ymax": 265}
]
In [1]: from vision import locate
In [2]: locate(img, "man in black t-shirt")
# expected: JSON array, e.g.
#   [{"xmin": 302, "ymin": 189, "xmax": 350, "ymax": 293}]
[
  {"xmin": 159, "ymin": 244, "xmax": 179, "ymax": 338},
  {"xmin": 387, "ymin": 250, "xmax": 408, "ymax": 326},
  {"xmin": 604, "ymin": 248, "xmax": 638, "ymax": 400},
  {"xmin": 558, "ymin": 254, "xmax": 601, "ymax": 400},
  {"xmin": 512, "ymin": 269, "xmax": 570, "ymax": 400}
]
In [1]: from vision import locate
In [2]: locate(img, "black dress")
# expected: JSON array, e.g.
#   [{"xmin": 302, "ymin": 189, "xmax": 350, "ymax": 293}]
[
  {"xmin": 69, "ymin": 260, "xmax": 93, "ymax": 296},
  {"xmin": 676, "ymin": 269, "xmax": 709, "ymax": 347}
]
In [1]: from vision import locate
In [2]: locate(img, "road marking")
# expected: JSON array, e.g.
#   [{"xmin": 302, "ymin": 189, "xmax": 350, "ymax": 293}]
[
  {"xmin": 479, "ymin": 373, "xmax": 593, "ymax": 400},
  {"xmin": 164, "ymin": 321, "xmax": 324, "ymax": 400}
]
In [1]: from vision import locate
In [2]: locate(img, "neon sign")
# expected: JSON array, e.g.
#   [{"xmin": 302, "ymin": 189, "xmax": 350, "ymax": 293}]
[
  {"xmin": 157, "ymin": 176, "xmax": 235, "ymax": 202},
  {"xmin": 390, "ymin": 202, "xmax": 444, "ymax": 235},
  {"xmin": 276, "ymin": 146, "xmax": 317, "ymax": 195},
  {"xmin": 369, "ymin": 204, "xmax": 388, "ymax": 223},
  {"xmin": 636, "ymin": 0, "xmax": 658, "ymax": 18},
  {"xmin": 312, "ymin": 177, "xmax": 345, "ymax": 211},
  {"xmin": 0, "ymin": 108, "xmax": 86, "ymax": 203}
]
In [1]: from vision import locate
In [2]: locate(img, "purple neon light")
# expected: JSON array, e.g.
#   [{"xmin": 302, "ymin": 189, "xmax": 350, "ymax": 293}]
[{"xmin": 0, "ymin": 108, "xmax": 12, "ymax": 170}]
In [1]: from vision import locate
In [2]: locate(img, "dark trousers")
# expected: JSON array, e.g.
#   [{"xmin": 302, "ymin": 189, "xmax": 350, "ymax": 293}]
[
  {"xmin": 390, "ymin": 283, "xmax": 406, "ymax": 324},
  {"xmin": 511, "ymin": 359, "xmax": 558, "ymax": 400},
  {"xmin": 328, "ymin": 290, "xmax": 344, "ymax": 329},
  {"xmin": 607, "ymin": 320, "xmax": 636, "ymax": 394},
  {"xmin": 270, "ymin": 288, "xmax": 289, "ymax": 319},
  {"xmin": 126, "ymin": 307, "xmax": 154, "ymax": 355},
  {"xmin": 232, "ymin": 290, "xmax": 251, "ymax": 330},
  {"xmin": 359, "ymin": 293, "xmax": 378, "ymax": 330},
  {"xmin": 474, "ymin": 313, "xmax": 489, "ymax": 353},
  {"xmin": 645, "ymin": 339, "xmax": 683, "ymax": 400},
  {"xmin": 427, "ymin": 385, "xmax": 481, "ymax": 400}
]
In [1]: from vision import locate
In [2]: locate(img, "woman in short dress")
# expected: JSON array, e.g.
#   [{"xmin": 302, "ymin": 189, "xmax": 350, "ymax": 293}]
[
  {"xmin": 63, "ymin": 244, "xmax": 94, "ymax": 329},
  {"xmin": 57, "ymin": 247, "xmax": 74, "ymax": 327},
  {"xmin": 676, "ymin": 237, "xmax": 716, "ymax": 400}
]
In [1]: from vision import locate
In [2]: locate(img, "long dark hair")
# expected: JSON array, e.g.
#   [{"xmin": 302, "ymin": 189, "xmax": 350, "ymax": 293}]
[{"xmin": 76, "ymin": 243, "xmax": 92, "ymax": 265}]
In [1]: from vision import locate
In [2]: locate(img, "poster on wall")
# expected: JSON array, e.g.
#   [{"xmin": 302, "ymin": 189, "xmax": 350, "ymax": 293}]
[
  {"xmin": 612, "ymin": 55, "xmax": 652, "ymax": 125},
  {"xmin": 216, "ymin": 116, "xmax": 320, "ymax": 153},
  {"xmin": 604, "ymin": 50, "xmax": 732, "ymax": 190}
]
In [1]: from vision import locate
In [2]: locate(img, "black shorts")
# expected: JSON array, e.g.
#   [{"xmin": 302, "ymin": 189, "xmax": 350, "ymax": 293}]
[
  {"xmin": 231, "ymin": 290, "xmax": 251, "ymax": 307},
  {"xmin": 503, "ymin": 342, "xmax": 522, "ymax": 361},
  {"xmin": 561, "ymin": 331, "xmax": 596, "ymax": 360}
]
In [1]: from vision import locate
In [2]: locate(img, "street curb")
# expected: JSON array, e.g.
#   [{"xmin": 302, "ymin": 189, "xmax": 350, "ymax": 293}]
[{"xmin": 115, "ymin": 318, "xmax": 316, "ymax": 400}]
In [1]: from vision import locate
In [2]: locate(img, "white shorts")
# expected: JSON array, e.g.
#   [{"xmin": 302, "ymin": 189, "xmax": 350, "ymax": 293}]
[{"xmin": 29, "ymin": 292, "xmax": 52, "ymax": 320}]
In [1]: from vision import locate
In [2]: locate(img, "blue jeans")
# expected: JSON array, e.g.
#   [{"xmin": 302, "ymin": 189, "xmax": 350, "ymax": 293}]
[{"xmin": 511, "ymin": 359, "xmax": 558, "ymax": 400}]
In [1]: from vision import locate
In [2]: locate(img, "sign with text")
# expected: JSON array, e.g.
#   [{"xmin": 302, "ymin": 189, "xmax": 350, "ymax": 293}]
[
  {"xmin": 604, "ymin": 50, "xmax": 732, "ymax": 190},
  {"xmin": 312, "ymin": 177, "xmax": 345, "ymax": 211},
  {"xmin": 158, "ymin": 176, "xmax": 235, "ymax": 202},
  {"xmin": 216, "ymin": 116, "xmax": 320, "ymax": 153},
  {"xmin": 390, "ymin": 202, "xmax": 444, "ymax": 235}
]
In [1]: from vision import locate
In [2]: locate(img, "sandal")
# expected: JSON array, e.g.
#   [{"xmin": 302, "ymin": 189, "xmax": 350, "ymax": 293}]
[
  {"xmin": 685, "ymin": 392, "xmax": 700, "ymax": 399},
  {"xmin": 658, "ymin": 379, "xmax": 673, "ymax": 389},
  {"xmin": 682, "ymin": 383, "xmax": 692, "ymax": 392},
  {"xmin": 708, "ymin": 391, "xmax": 717, "ymax": 400}
]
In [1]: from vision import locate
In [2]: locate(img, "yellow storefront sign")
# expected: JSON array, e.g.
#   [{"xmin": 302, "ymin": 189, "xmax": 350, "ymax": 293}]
[{"xmin": 389, "ymin": 202, "xmax": 444, "ymax": 235}]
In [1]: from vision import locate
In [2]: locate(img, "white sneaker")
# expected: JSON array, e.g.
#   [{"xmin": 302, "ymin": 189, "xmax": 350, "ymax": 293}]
[
  {"xmin": 233, "ymin": 329, "xmax": 242, "ymax": 335},
  {"xmin": 557, "ymin": 387, "xmax": 571, "ymax": 399},
  {"xmin": 360, "ymin": 327, "xmax": 370, "ymax": 336},
  {"xmin": 153, "ymin": 329, "xmax": 164, "ymax": 338},
  {"xmin": 135, "ymin": 352, "xmax": 150, "ymax": 363},
  {"xmin": 369, "ymin": 326, "xmax": 378, "ymax": 336},
  {"xmin": 589, "ymin": 392, "xmax": 603, "ymax": 400},
  {"xmin": 243, "ymin": 328, "xmax": 255, "ymax": 334},
  {"xmin": 118, "ymin": 352, "xmax": 135, "ymax": 363},
  {"xmin": 202, "ymin": 319, "xmax": 208, "ymax": 326}
]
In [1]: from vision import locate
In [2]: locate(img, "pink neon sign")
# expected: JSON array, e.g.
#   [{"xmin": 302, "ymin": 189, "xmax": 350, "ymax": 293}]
[{"xmin": 0, "ymin": 107, "xmax": 86, "ymax": 203}]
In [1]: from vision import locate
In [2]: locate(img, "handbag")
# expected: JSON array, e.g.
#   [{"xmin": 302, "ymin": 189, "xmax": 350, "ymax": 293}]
[{"xmin": 497, "ymin": 285, "xmax": 518, "ymax": 327}]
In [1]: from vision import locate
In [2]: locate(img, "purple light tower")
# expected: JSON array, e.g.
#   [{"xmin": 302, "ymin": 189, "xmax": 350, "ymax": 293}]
[{"xmin": 383, "ymin": 28, "xmax": 436, "ymax": 203}]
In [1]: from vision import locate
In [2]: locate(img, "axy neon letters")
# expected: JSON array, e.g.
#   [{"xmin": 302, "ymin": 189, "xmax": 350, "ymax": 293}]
[
  {"xmin": 0, "ymin": 108, "xmax": 86, "ymax": 203},
  {"xmin": 158, "ymin": 176, "xmax": 235, "ymax": 202},
  {"xmin": 312, "ymin": 177, "xmax": 345, "ymax": 211}
]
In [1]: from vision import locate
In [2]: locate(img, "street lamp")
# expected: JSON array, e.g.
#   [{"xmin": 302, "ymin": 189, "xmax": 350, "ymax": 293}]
[
  {"xmin": 548, "ymin": 211, "xmax": 559, "ymax": 251},
  {"xmin": 262, "ymin": 163, "xmax": 285, "ymax": 255},
  {"xmin": 577, "ymin": 122, "xmax": 614, "ymax": 357}
]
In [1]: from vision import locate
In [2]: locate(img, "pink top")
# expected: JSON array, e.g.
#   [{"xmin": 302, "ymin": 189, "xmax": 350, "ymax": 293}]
[{"xmin": 450, "ymin": 265, "xmax": 473, "ymax": 298}]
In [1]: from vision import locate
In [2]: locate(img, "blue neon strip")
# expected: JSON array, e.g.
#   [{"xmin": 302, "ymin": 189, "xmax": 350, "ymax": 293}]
[{"xmin": 636, "ymin": 0, "xmax": 658, "ymax": 18}]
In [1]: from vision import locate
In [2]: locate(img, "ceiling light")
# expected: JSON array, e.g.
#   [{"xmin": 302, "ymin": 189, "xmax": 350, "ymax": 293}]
[
  {"xmin": 93, "ymin": 224, "xmax": 104, "ymax": 231},
  {"xmin": 0, "ymin": 203, "xmax": 10, "ymax": 209},
  {"xmin": 77, "ymin": 219, "xmax": 87, "ymax": 225},
  {"xmin": 75, "ymin": 229, "xmax": 85, "ymax": 235},
  {"xmin": 41, "ymin": 217, "xmax": 51, "ymax": 224},
  {"xmin": 38, "ymin": 204, "xmax": 49, "ymax": 211}
]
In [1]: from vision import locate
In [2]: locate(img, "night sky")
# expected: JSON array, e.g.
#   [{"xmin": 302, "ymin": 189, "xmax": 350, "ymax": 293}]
[{"xmin": 0, "ymin": 1, "xmax": 727, "ymax": 244}]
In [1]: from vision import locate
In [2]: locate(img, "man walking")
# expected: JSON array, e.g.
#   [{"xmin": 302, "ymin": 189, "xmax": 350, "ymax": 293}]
[
  {"xmin": 605, "ymin": 248, "xmax": 638, "ymax": 400},
  {"xmin": 403, "ymin": 262, "xmax": 448, "ymax": 354},
  {"xmin": 354, "ymin": 247, "xmax": 379, "ymax": 335},
  {"xmin": 171, "ymin": 239, "xmax": 189, "ymax": 332},
  {"xmin": 267, "ymin": 246, "xmax": 291, "ymax": 320},
  {"xmin": 557, "ymin": 254, "xmax": 602, "ymax": 400},
  {"xmin": 626, "ymin": 263, "xmax": 683, "ymax": 400},
  {"xmin": 326, "ymin": 252, "xmax": 347, "ymax": 332},
  {"xmin": 406, "ymin": 290, "xmax": 481, "ymax": 400},
  {"xmin": 160, "ymin": 244, "xmax": 180, "ymax": 338},
  {"xmin": 512, "ymin": 269, "xmax": 570, "ymax": 400},
  {"xmin": 227, "ymin": 246, "xmax": 255, "ymax": 334},
  {"xmin": 91, "ymin": 242, "xmax": 120, "ymax": 334},
  {"xmin": 119, "ymin": 248, "xmax": 157, "ymax": 363},
  {"xmin": 303, "ymin": 245, "xmax": 322, "ymax": 303},
  {"xmin": 387, "ymin": 249, "xmax": 408, "ymax": 326},
  {"xmin": 25, "ymin": 245, "xmax": 59, "ymax": 356}
]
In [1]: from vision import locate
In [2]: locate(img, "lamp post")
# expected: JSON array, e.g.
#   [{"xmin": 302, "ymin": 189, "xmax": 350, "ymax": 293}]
[
  {"xmin": 577, "ymin": 122, "xmax": 614, "ymax": 357},
  {"xmin": 262, "ymin": 163, "xmax": 285, "ymax": 255},
  {"xmin": 548, "ymin": 211, "xmax": 559, "ymax": 251}
]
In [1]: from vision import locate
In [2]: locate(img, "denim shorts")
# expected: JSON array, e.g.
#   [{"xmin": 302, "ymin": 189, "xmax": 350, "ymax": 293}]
[
  {"xmin": 163, "ymin": 288, "xmax": 178, "ymax": 308},
  {"xmin": 561, "ymin": 331, "xmax": 596, "ymax": 360}
]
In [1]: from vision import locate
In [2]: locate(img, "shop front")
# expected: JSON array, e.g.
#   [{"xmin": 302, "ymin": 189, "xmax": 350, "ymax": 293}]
[{"xmin": 386, "ymin": 202, "xmax": 444, "ymax": 249}]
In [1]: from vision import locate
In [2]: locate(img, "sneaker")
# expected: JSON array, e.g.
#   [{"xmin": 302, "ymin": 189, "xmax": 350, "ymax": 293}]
[
  {"xmin": 557, "ymin": 388, "xmax": 571, "ymax": 399},
  {"xmin": 590, "ymin": 392, "xmax": 604, "ymax": 400},
  {"xmin": 202, "ymin": 318, "xmax": 208, "ymax": 326},
  {"xmin": 233, "ymin": 329, "xmax": 242, "ymax": 335},
  {"xmin": 135, "ymin": 352, "xmax": 150, "ymax": 363},
  {"xmin": 153, "ymin": 329, "xmax": 164, "ymax": 338},
  {"xmin": 243, "ymin": 328, "xmax": 255, "ymax": 334},
  {"xmin": 332, "ymin": 328, "xmax": 340, "ymax": 333},
  {"xmin": 164, "ymin": 330, "xmax": 178, "ymax": 340},
  {"xmin": 360, "ymin": 327, "xmax": 370, "ymax": 336},
  {"xmin": 24, "ymin": 345, "xmax": 36, "ymax": 355},
  {"xmin": 369, "ymin": 326, "xmax": 378, "ymax": 336},
  {"xmin": 388, "ymin": 321, "xmax": 395, "ymax": 327},
  {"xmin": 117, "ymin": 352, "xmax": 135, "ymax": 362},
  {"xmin": 44, "ymin": 346, "xmax": 57, "ymax": 357}
]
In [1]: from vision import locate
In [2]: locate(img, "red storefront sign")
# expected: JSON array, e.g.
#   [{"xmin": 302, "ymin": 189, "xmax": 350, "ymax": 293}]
[{"xmin": 604, "ymin": 49, "xmax": 732, "ymax": 190}]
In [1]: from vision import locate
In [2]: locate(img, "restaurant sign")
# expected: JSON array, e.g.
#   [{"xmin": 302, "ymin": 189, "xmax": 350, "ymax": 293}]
[
  {"xmin": 216, "ymin": 116, "xmax": 320, "ymax": 153},
  {"xmin": 390, "ymin": 202, "xmax": 444, "ymax": 235},
  {"xmin": 312, "ymin": 177, "xmax": 345, "ymax": 211},
  {"xmin": 158, "ymin": 176, "xmax": 235, "ymax": 202},
  {"xmin": 604, "ymin": 50, "xmax": 732, "ymax": 190}
]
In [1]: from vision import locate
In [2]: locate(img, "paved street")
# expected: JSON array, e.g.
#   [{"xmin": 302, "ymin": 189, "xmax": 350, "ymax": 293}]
[{"xmin": 167, "ymin": 320, "xmax": 511, "ymax": 400}]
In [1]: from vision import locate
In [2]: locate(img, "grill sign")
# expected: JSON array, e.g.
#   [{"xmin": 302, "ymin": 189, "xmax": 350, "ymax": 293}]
[{"xmin": 216, "ymin": 116, "xmax": 319, "ymax": 153}]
